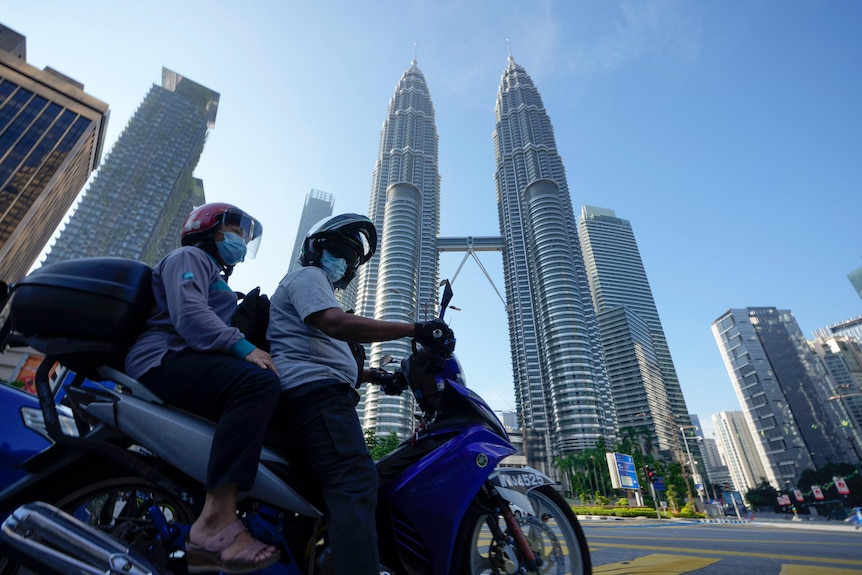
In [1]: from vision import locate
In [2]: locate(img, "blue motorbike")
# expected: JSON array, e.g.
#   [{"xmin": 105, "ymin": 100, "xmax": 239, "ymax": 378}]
[{"xmin": 0, "ymin": 258, "xmax": 591, "ymax": 574}]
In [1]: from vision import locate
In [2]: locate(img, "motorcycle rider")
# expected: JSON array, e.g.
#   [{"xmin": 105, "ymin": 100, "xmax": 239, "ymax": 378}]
[
  {"xmin": 266, "ymin": 213, "xmax": 452, "ymax": 574},
  {"xmin": 125, "ymin": 202, "xmax": 282, "ymax": 573}
]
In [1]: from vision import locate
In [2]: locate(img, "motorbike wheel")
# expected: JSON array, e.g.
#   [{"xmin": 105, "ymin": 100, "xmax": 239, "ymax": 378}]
[
  {"xmin": 0, "ymin": 476, "xmax": 198, "ymax": 575},
  {"xmin": 459, "ymin": 485, "xmax": 591, "ymax": 575}
]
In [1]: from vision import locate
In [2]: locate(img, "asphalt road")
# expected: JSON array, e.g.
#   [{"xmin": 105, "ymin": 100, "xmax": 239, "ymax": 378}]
[{"xmin": 583, "ymin": 518, "xmax": 862, "ymax": 574}]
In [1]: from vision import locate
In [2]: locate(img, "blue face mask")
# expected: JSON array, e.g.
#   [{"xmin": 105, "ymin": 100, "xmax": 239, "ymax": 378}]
[
  {"xmin": 320, "ymin": 249, "xmax": 348, "ymax": 285},
  {"xmin": 216, "ymin": 232, "xmax": 247, "ymax": 266}
]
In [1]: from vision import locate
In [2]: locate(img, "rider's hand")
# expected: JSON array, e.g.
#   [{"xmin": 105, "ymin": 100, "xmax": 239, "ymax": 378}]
[
  {"xmin": 414, "ymin": 319, "xmax": 455, "ymax": 356},
  {"xmin": 244, "ymin": 347, "xmax": 279, "ymax": 375},
  {"xmin": 382, "ymin": 371, "xmax": 408, "ymax": 396}
]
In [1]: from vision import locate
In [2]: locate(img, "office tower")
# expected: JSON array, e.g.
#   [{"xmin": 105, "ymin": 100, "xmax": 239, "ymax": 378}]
[
  {"xmin": 712, "ymin": 411, "xmax": 768, "ymax": 492},
  {"xmin": 578, "ymin": 205, "xmax": 692, "ymax": 457},
  {"xmin": 849, "ymin": 267, "xmax": 862, "ymax": 302},
  {"xmin": 699, "ymin": 436, "xmax": 725, "ymax": 492},
  {"xmin": 43, "ymin": 68, "xmax": 218, "ymax": 266},
  {"xmin": 809, "ymin": 335, "xmax": 862, "ymax": 461},
  {"xmin": 288, "ymin": 189, "xmax": 335, "ymax": 275},
  {"xmin": 815, "ymin": 315, "xmax": 862, "ymax": 343},
  {"xmin": 711, "ymin": 308, "xmax": 860, "ymax": 486},
  {"xmin": 0, "ymin": 24, "xmax": 108, "ymax": 282},
  {"xmin": 354, "ymin": 60, "xmax": 441, "ymax": 438},
  {"xmin": 493, "ymin": 57, "xmax": 615, "ymax": 474}
]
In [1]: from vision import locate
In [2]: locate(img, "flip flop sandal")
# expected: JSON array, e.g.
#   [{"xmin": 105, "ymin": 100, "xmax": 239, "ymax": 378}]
[{"xmin": 185, "ymin": 518, "xmax": 281, "ymax": 574}]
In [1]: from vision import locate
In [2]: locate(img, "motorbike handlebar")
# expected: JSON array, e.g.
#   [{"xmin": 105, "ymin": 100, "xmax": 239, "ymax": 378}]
[{"xmin": 366, "ymin": 367, "xmax": 409, "ymax": 396}]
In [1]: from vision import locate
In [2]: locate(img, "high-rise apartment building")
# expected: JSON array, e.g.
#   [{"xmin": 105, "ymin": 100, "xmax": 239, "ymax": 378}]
[
  {"xmin": 578, "ymin": 205, "xmax": 691, "ymax": 455},
  {"xmin": 711, "ymin": 308, "xmax": 860, "ymax": 486},
  {"xmin": 493, "ymin": 57, "xmax": 615, "ymax": 473},
  {"xmin": 288, "ymin": 189, "xmax": 334, "ymax": 275},
  {"xmin": 43, "ymin": 68, "xmax": 218, "ymax": 266},
  {"xmin": 353, "ymin": 60, "xmax": 441, "ymax": 438},
  {"xmin": 0, "ymin": 24, "xmax": 108, "ymax": 282},
  {"xmin": 712, "ymin": 410, "xmax": 768, "ymax": 492},
  {"xmin": 699, "ymin": 436, "xmax": 725, "ymax": 492}
]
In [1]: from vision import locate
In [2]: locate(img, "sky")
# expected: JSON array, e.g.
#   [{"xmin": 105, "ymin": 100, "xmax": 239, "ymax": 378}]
[{"xmin": 4, "ymin": 1, "xmax": 862, "ymax": 439}]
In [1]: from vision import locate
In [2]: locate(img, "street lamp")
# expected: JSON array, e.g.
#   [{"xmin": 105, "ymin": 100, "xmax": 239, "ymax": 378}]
[{"xmin": 679, "ymin": 426, "xmax": 700, "ymax": 503}]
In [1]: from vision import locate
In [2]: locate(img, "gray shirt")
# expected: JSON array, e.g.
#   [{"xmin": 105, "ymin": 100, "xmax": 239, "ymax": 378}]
[
  {"xmin": 125, "ymin": 246, "xmax": 253, "ymax": 379},
  {"xmin": 268, "ymin": 266, "xmax": 357, "ymax": 391}
]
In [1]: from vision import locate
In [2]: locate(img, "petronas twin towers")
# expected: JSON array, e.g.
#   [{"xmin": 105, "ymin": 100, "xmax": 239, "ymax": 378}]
[{"xmin": 351, "ymin": 57, "xmax": 619, "ymax": 473}]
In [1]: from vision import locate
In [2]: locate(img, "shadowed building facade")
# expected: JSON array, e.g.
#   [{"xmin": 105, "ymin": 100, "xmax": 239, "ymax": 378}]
[
  {"xmin": 0, "ymin": 24, "xmax": 108, "ymax": 283},
  {"xmin": 712, "ymin": 307, "xmax": 862, "ymax": 486},
  {"xmin": 43, "ymin": 68, "xmax": 217, "ymax": 266}
]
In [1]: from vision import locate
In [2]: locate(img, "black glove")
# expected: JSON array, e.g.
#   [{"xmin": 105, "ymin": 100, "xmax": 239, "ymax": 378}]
[
  {"xmin": 413, "ymin": 319, "xmax": 455, "ymax": 353},
  {"xmin": 368, "ymin": 368, "xmax": 407, "ymax": 396},
  {"xmin": 382, "ymin": 371, "xmax": 408, "ymax": 396}
]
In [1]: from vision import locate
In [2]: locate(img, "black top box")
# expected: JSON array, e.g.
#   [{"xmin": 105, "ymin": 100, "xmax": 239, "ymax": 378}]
[{"xmin": 9, "ymin": 258, "xmax": 153, "ymax": 344}]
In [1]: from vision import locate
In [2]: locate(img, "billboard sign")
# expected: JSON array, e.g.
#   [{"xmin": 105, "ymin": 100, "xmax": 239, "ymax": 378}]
[{"xmin": 606, "ymin": 452, "xmax": 640, "ymax": 490}]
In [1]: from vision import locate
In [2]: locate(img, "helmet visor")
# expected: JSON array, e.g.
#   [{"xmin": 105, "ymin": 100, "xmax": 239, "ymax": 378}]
[
  {"xmin": 326, "ymin": 242, "xmax": 361, "ymax": 268},
  {"xmin": 222, "ymin": 209, "xmax": 263, "ymax": 259}
]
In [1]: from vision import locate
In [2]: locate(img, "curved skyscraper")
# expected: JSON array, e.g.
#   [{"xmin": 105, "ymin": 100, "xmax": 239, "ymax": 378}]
[
  {"xmin": 355, "ymin": 60, "xmax": 441, "ymax": 438},
  {"xmin": 493, "ymin": 57, "xmax": 616, "ymax": 472}
]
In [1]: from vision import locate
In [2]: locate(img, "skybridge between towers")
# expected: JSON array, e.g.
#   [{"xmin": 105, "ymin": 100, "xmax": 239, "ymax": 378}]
[{"xmin": 437, "ymin": 236, "xmax": 507, "ymax": 308}]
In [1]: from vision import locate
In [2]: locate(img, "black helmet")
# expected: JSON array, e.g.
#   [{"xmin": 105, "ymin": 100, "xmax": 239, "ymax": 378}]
[{"xmin": 300, "ymin": 213, "xmax": 377, "ymax": 287}]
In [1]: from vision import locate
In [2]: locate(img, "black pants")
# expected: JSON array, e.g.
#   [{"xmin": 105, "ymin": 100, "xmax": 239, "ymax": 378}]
[
  {"xmin": 267, "ymin": 383, "xmax": 380, "ymax": 575},
  {"xmin": 140, "ymin": 349, "xmax": 281, "ymax": 491}
]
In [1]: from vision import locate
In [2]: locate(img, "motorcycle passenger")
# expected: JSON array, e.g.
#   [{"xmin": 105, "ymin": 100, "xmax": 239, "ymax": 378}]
[
  {"xmin": 266, "ymin": 213, "xmax": 452, "ymax": 575},
  {"xmin": 125, "ymin": 202, "xmax": 282, "ymax": 574}
]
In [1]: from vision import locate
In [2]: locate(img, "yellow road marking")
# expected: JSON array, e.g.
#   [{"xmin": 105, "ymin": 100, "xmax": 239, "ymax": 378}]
[
  {"xmin": 780, "ymin": 566, "xmax": 862, "ymax": 575},
  {"xmin": 588, "ymin": 534, "xmax": 859, "ymax": 547},
  {"xmin": 588, "ymin": 542, "xmax": 862, "ymax": 567},
  {"xmin": 594, "ymin": 554, "xmax": 718, "ymax": 574}
]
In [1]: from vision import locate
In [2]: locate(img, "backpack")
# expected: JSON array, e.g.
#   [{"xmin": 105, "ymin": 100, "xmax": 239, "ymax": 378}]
[{"xmin": 231, "ymin": 286, "xmax": 270, "ymax": 352}]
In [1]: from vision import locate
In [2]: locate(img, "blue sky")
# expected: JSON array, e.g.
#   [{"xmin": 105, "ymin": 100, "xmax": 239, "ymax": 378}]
[{"xmin": 5, "ymin": 1, "xmax": 861, "ymax": 438}]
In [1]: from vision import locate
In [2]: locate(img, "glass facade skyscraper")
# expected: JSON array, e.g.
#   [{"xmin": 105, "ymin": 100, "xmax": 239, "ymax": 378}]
[
  {"xmin": 578, "ymin": 205, "xmax": 690, "ymax": 456},
  {"xmin": 0, "ymin": 24, "xmax": 108, "ymax": 282},
  {"xmin": 43, "ymin": 68, "xmax": 218, "ymax": 266},
  {"xmin": 849, "ymin": 267, "xmax": 862, "ymax": 302},
  {"xmin": 354, "ymin": 60, "xmax": 441, "ymax": 438},
  {"xmin": 712, "ymin": 307, "xmax": 861, "ymax": 485},
  {"xmin": 493, "ymin": 57, "xmax": 615, "ymax": 473}
]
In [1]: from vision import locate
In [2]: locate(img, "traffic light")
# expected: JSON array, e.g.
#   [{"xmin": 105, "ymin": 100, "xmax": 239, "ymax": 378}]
[{"xmin": 643, "ymin": 465, "xmax": 657, "ymax": 484}]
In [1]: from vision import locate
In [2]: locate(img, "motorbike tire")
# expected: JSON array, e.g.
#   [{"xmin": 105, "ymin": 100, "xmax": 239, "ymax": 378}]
[
  {"xmin": 0, "ymin": 475, "xmax": 198, "ymax": 575},
  {"xmin": 458, "ymin": 484, "xmax": 591, "ymax": 575}
]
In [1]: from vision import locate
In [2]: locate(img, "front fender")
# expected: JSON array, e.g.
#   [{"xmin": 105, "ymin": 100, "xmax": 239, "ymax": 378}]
[{"xmin": 488, "ymin": 466, "xmax": 557, "ymax": 516}]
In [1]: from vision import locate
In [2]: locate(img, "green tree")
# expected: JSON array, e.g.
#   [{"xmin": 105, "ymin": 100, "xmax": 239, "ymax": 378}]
[
  {"xmin": 665, "ymin": 484, "xmax": 681, "ymax": 512},
  {"xmin": 366, "ymin": 431, "xmax": 401, "ymax": 460},
  {"xmin": 744, "ymin": 480, "xmax": 779, "ymax": 510}
]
